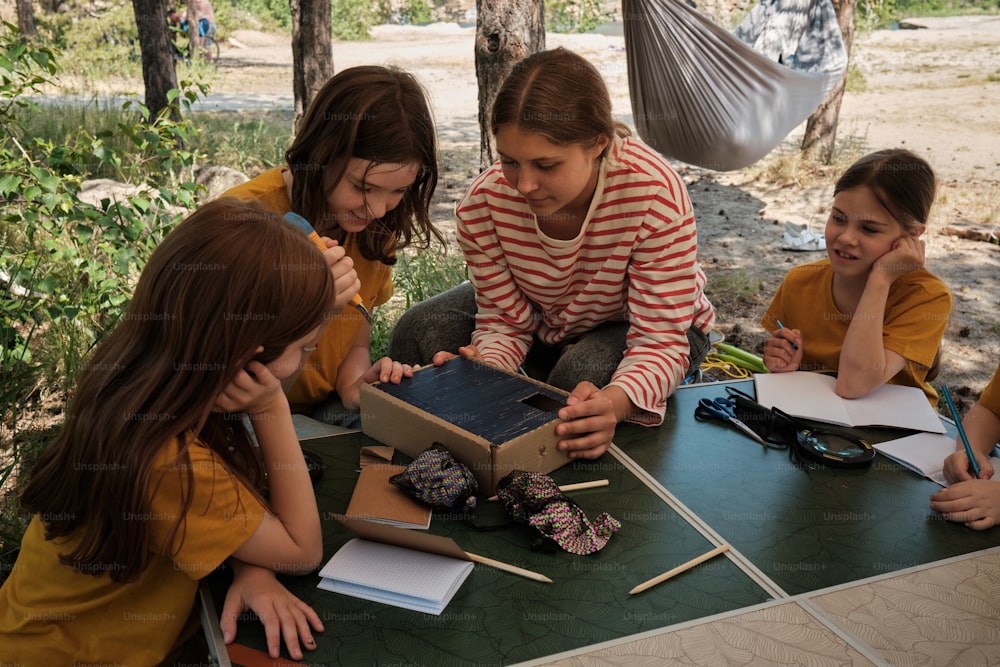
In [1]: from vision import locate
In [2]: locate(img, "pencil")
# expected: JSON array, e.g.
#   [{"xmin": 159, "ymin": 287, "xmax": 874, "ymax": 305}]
[
  {"xmin": 465, "ymin": 552, "xmax": 553, "ymax": 583},
  {"xmin": 775, "ymin": 319, "xmax": 798, "ymax": 350},
  {"xmin": 941, "ymin": 385, "xmax": 980, "ymax": 478},
  {"xmin": 285, "ymin": 212, "xmax": 372, "ymax": 323},
  {"xmin": 486, "ymin": 479, "xmax": 609, "ymax": 502},
  {"xmin": 629, "ymin": 544, "xmax": 730, "ymax": 595}
]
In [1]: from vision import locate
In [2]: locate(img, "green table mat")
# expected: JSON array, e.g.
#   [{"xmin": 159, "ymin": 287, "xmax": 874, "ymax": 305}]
[
  {"xmin": 615, "ymin": 380, "xmax": 1000, "ymax": 595},
  {"xmin": 210, "ymin": 431, "xmax": 770, "ymax": 665}
]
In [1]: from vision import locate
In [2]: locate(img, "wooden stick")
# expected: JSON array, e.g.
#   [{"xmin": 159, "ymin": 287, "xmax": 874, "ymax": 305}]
[
  {"xmin": 465, "ymin": 552, "xmax": 553, "ymax": 583},
  {"xmin": 628, "ymin": 544, "xmax": 730, "ymax": 595},
  {"xmin": 486, "ymin": 479, "xmax": 609, "ymax": 502}
]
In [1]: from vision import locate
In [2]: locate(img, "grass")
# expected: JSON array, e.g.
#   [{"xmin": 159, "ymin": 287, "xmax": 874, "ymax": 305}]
[{"xmin": 370, "ymin": 245, "xmax": 469, "ymax": 360}]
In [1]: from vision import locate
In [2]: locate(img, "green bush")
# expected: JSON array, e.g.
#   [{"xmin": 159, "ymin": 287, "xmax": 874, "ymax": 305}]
[
  {"xmin": 331, "ymin": 0, "xmax": 392, "ymax": 40},
  {"xmin": 546, "ymin": 0, "xmax": 613, "ymax": 34},
  {"xmin": 0, "ymin": 22, "xmax": 204, "ymax": 583}
]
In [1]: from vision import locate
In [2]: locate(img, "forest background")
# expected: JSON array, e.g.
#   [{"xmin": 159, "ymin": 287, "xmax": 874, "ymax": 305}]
[{"xmin": 1, "ymin": 0, "xmax": 999, "ymax": 582}]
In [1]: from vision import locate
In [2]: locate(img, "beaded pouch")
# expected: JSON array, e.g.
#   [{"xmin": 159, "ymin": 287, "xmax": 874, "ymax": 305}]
[
  {"xmin": 496, "ymin": 470, "xmax": 620, "ymax": 555},
  {"xmin": 390, "ymin": 443, "xmax": 478, "ymax": 511}
]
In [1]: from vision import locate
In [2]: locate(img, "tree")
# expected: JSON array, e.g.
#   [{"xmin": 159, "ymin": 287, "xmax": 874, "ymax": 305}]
[
  {"xmin": 16, "ymin": 0, "xmax": 37, "ymax": 39},
  {"xmin": 131, "ymin": 0, "xmax": 179, "ymax": 121},
  {"xmin": 474, "ymin": 0, "xmax": 545, "ymax": 170},
  {"xmin": 289, "ymin": 0, "xmax": 334, "ymax": 130},
  {"xmin": 800, "ymin": 0, "xmax": 857, "ymax": 164}
]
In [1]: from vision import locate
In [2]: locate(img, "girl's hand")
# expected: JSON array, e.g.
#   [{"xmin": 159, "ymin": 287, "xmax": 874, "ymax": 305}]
[
  {"xmin": 873, "ymin": 233, "xmax": 925, "ymax": 283},
  {"xmin": 930, "ymin": 479, "xmax": 1000, "ymax": 531},
  {"xmin": 362, "ymin": 356, "xmax": 416, "ymax": 386},
  {"xmin": 221, "ymin": 562, "xmax": 324, "ymax": 661},
  {"xmin": 431, "ymin": 345, "xmax": 484, "ymax": 367},
  {"xmin": 320, "ymin": 238, "xmax": 361, "ymax": 313},
  {"xmin": 554, "ymin": 382, "xmax": 619, "ymax": 460},
  {"xmin": 762, "ymin": 329, "xmax": 802, "ymax": 373},
  {"xmin": 942, "ymin": 447, "xmax": 996, "ymax": 484},
  {"xmin": 212, "ymin": 356, "xmax": 286, "ymax": 417}
]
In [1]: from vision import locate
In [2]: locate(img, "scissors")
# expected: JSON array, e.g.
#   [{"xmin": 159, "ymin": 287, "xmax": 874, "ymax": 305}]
[{"xmin": 695, "ymin": 397, "xmax": 769, "ymax": 446}]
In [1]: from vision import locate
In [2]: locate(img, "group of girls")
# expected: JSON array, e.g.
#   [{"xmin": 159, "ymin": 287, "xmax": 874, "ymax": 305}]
[{"xmin": 2, "ymin": 46, "xmax": 996, "ymax": 665}]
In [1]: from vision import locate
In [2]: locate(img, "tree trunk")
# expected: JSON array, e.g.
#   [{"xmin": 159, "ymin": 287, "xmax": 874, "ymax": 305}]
[
  {"xmin": 800, "ymin": 0, "xmax": 856, "ymax": 164},
  {"xmin": 290, "ymin": 0, "xmax": 334, "ymax": 131},
  {"xmin": 475, "ymin": 0, "xmax": 545, "ymax": 170},
  {"xmin": 132, "ymin": 0, "xmax": 180, "ymax": 122},
  {"xmin": 16, "ymin": 0, "xmax": 37, "ymax": 39}
]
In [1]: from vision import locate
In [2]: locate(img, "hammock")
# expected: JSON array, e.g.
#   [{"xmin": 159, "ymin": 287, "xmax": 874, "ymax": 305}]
[{"xmin": 622, "ymin": 0, "xmax": 848, "ymax": 171}]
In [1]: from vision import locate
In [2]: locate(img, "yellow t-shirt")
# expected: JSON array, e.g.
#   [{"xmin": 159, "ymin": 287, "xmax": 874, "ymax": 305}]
[
  {"xmin": 0, "ymin": 435, "xmax": 265, "ymax": 665},
  {"xmin": 761, "ymin": 258, "xmax": 951, "ymax": 405},
  {"xmin": 220, "ymin": 168, "xmax": 394, "ymax": 409},
  {"xmin": 980, "ymin": 362, "xmax": 1000, "ymax": 418}
]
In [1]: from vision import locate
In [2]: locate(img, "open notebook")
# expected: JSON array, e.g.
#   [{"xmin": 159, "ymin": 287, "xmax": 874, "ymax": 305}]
[
  {"xmin": 317, "ymin": 517, "xmax": 473, "ymax": 615},
  {"xmin": 874, "ymin": 432, "xmax": 1000, "ymax": 487},
  {"xmin": 754, "ymin": 371, "xmax": 945, "ymax": 434}
]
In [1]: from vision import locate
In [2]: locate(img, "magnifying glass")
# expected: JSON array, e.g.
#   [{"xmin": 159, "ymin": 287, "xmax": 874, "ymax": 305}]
[{"xmin": 794, "ymin": 429, "xmax": 875, "ymax": 469}]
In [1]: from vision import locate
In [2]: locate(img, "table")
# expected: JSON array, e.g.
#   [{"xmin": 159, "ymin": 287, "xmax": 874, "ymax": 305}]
[{"xmin": 205, "ymin": 379, "xmax": 1000, "ymax": 666}]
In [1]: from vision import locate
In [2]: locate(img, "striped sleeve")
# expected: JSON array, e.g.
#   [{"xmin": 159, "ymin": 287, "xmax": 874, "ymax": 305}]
[
  {"xmin": 607, "ymin": 145, "xmax": 712, "ymax": 424},
  {"xmin": 456, "ymin": 167, "xmax": 536, "ymax": 371}
]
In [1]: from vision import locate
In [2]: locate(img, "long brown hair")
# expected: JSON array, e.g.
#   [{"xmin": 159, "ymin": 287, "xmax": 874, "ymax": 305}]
[
  {"xmin": 491, "ymin": 47, "xmax": 630, "ymax": 152},
  {"xmin": 20, "ymin": 198, "xmax": 335, "ymax": 582},
  {"xmin": 286, "ymin": 65, "xmax": 443, "ymax": 264}
]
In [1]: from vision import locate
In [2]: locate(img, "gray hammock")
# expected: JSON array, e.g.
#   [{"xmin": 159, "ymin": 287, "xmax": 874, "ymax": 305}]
[{"xmin": 622, "ymin": 0, "xmax": 848, "ymax": 171}]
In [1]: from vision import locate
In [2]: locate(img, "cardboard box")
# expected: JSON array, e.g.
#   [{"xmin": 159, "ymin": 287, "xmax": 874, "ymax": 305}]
[{"xmin": 360, "ymin": 357, "xmax": 572, "ymax": 495}]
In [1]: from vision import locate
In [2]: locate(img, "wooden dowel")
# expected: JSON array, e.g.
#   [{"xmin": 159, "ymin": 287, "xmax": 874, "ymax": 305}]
[
  {"xmin": 486, "ymin": 479, "xmax": 609, "ymax": 502},
  {"xmin": 465, "ymin": 552, "xmax": 553, "ymax": 583},
  {"xmin": 628, "ymin": 544, "xmax": 730, "ymax": 595}
]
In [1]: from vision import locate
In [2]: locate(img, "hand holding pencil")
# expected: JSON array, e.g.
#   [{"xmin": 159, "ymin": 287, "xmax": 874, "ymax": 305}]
[{"xmin": 284, "ymin": 212, "xmax": 370, "ymax": 323}]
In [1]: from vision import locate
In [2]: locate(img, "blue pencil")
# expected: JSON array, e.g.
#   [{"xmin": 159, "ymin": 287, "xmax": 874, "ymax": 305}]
[
  {"xmin": 775, "ymin": 319, "xmax": 798, "ymax": 350},
  {"xmin": 941, "ymin": 385, "xmax": 980, "ymax": 478}
]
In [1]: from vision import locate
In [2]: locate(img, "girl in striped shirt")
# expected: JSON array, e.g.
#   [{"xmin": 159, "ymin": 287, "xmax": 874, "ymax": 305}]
[{"xmin": 389, "ymin": 47, "xmax": 715, "ymax": 459}]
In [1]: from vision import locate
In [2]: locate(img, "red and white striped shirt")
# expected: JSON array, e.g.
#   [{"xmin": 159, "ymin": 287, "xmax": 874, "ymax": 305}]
[{"xmin": 456, "ymin": 135, "xmax": 715, "ymax": 425}]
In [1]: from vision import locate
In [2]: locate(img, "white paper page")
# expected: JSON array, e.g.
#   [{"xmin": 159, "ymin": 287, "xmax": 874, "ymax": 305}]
[
  {"xmin": 755, "ymin": 371, "xmax": 946, "ymax": 433},
  {"xmin": 842, "ymin": 383, "xmax": 946, "ymax": 434},
  {"xmin": 875, "ymin": 432, "xmax": 1000, "ymax": 487},
  {"xmin": 754, "ymin": 372, "xmax": 851, "ymax": 426},
  {"xmin": 874, "ymin": 432, "xmax": 952, "ymax": 484},
  {"xmin": 317, "ymin": 538, "xmax": 473, "ymax": 614}
]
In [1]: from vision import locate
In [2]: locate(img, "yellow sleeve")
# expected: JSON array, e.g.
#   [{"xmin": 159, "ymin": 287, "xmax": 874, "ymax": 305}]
[
  {"xmin": 980, "ymin": 362, "xmax": 1000, "ymax": 418},
  {"xmin": 147, "ymin": 438, "xmax": 266, "ymax": 580}
]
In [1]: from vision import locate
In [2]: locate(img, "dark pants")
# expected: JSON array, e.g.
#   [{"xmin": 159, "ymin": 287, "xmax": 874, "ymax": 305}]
[{"xmin": 387, "ymin": 282, "xmax": 711, "ymax": 392}]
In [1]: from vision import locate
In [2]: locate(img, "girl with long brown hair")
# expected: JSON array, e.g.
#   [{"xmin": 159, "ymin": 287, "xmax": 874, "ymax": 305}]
[
  {"xmin": 223, "ymin": 64, "xmax": 443, "ymax": 427},
  {"xmin": 1, "ymin": 198, "xmax": 334, "ymax": 663}
]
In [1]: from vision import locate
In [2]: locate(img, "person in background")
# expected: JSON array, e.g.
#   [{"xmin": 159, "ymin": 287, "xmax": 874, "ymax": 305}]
[
  {"xmin": 0, "ymin": 199, "xmax": 331, "ymax": 663},
  {"xmin": 388, "ymin": 47, "xmax": 715, "ymax": 460},
  {"xmin": 222, "ymin": 65, "xmax": 443, "ymax": 428},
  {"xmin": 187, "ymin": 0, "xmax": 216, "ymax": 60},
  {"xmin": 760, "ymin": 148, "xmax": 951, "ymax": 406},
  {"xmin": 931, "ymin": 362, "xmax": 1000, "ymax": 530}
]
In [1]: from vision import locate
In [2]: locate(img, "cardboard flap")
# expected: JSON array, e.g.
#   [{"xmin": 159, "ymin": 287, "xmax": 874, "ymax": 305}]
[{"xmin": 334, "ymin": 515, "xmax": 470, "ymax": 562}]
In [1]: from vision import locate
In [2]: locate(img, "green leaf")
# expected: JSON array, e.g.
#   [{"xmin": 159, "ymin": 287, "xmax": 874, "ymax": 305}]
[{"xmin": 0, "ymin": 174, "xmax": 21, "ymax": 196}]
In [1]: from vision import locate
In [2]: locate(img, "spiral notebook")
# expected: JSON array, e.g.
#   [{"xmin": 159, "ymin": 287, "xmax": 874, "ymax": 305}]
[{"xmin": 317, "ymin": 517, "xmax": 473, "ymax": 615}]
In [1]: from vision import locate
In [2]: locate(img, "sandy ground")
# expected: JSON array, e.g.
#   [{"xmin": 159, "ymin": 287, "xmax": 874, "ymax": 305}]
[{"xmin": 209, "ymin": 16, "xmax": 1000, "ymax": 411}]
